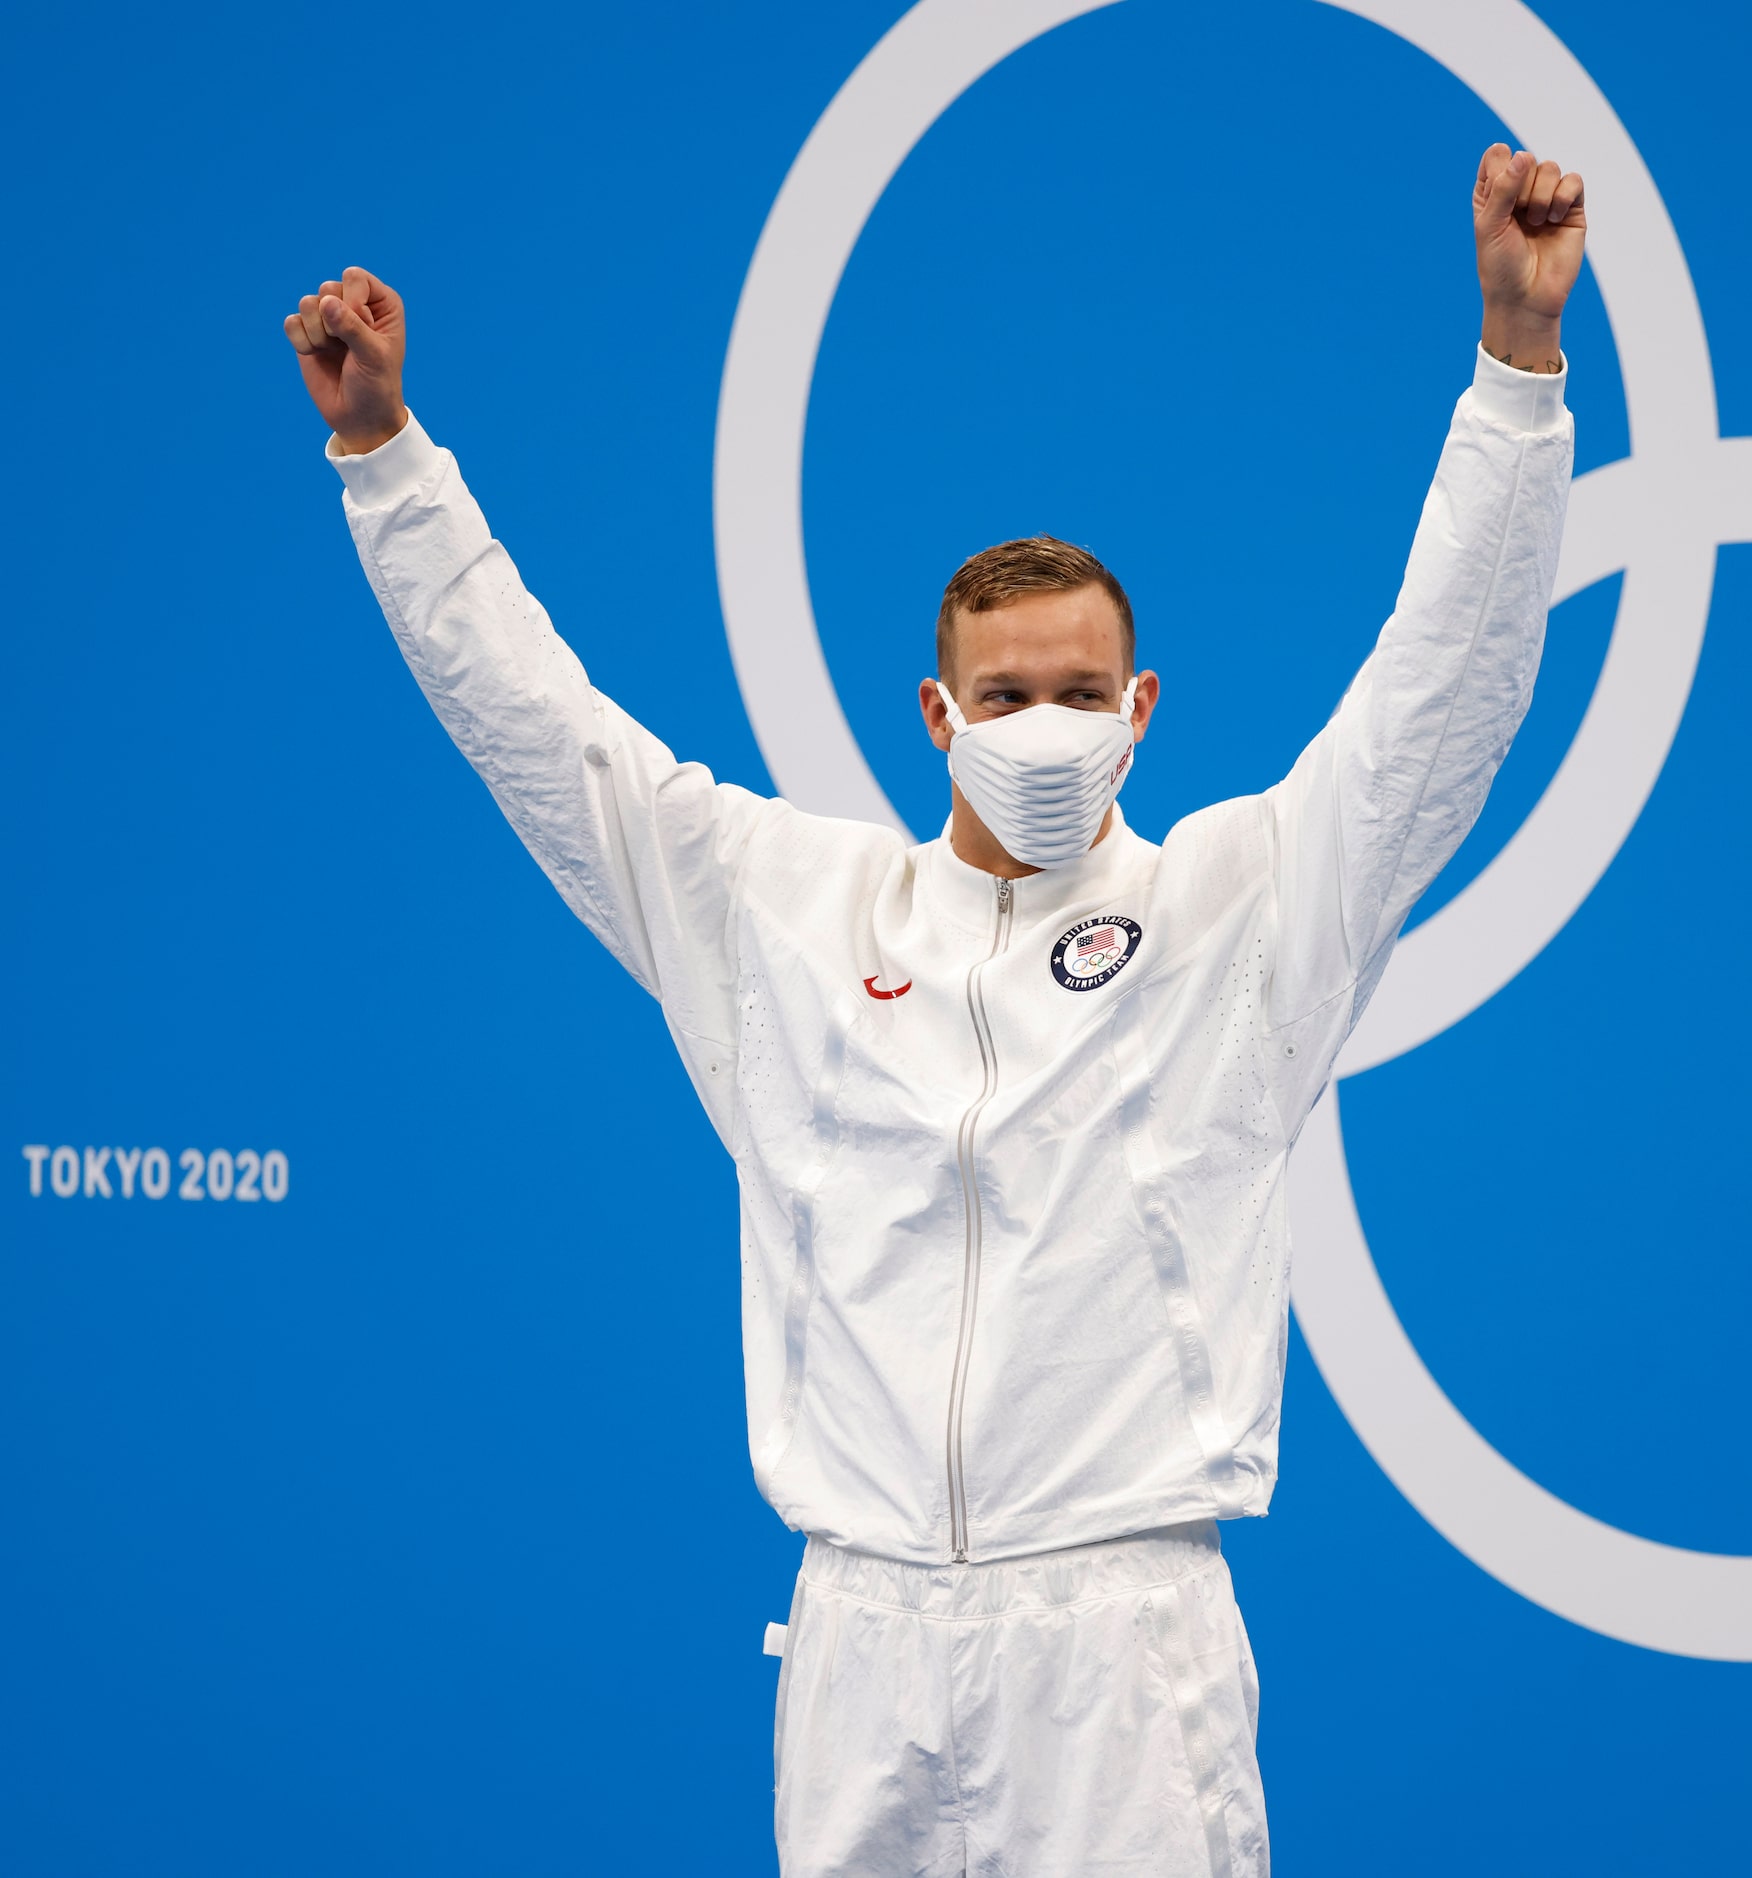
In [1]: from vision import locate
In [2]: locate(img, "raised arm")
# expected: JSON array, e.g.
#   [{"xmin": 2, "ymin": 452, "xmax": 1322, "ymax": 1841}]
[
  {"xmin": 282, "ymin": 270, "xmax": 771, "ymax": 1093},
  {"xmin": 1266, "ymin": 146, "xmax": 1585, "ymax": 1052}
]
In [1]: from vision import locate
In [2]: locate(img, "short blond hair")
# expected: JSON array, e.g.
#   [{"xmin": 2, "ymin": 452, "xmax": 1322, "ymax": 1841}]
[{"xmin": 936, "ymin": 535, "xmax": 1135, "ymax": 677}]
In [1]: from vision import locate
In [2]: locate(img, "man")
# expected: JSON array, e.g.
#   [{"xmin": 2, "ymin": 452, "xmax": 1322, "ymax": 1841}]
[{"xmin": 286, "ymin": 141, "xmax": 1583, "ymax": 1876}]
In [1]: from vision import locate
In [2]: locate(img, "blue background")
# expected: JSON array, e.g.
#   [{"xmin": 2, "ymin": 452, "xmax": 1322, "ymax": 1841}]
[{"xmin": 4, "ymin": 1, "xmax": 1748, "ymax": 1871}]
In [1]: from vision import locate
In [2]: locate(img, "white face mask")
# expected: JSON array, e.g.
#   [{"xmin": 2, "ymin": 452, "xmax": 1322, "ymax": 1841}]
[{"xmin": 936, "ymin": 678, "xmax": 1139, "ymax": 869}]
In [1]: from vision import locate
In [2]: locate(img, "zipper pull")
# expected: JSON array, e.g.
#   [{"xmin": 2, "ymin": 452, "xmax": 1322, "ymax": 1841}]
[{"xmin": 996, "ymin": 878, "xmax": 1012, "ymax": 911}]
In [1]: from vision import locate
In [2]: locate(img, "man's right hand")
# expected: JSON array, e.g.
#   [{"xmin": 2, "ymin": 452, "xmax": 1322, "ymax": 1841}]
[{"xmin": 283, "ymin": 267, "xmax": 408, "ymax": 455}]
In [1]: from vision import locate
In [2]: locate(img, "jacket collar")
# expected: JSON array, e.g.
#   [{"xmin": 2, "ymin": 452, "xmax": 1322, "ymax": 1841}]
[{"xmin": 919, "ymin": 803, "xmax": 1142, "ymax": 936}]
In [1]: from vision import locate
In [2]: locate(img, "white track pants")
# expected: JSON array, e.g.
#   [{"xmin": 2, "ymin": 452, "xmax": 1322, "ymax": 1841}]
[{"xmin": 773, "ymin": 1522, "xmax": 1268, "ymax": 1878}]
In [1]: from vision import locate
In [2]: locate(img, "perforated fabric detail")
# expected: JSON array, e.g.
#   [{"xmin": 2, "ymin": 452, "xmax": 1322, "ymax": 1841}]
[
  {"xmin": 1215, "ymin": 936, "xmax": 1280, "ymax": 1312},
  {"xmin": 739, "ymin": 967, "xmax": 785, "ymax": 1114}
]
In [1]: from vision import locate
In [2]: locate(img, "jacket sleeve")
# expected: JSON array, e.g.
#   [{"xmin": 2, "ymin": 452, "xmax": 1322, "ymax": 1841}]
[
  {"xmin": 1264, "ymin": 346, "xmax": 1574, "ymax": 1045},
  {"xmin": 329, "ymin": 414, "xmax": 769, "ymax": 1053}
]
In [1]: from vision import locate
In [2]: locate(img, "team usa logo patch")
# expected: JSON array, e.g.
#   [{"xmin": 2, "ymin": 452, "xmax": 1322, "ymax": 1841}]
[{"xmin": 1049, "ymin": 916, "xmax": 1143, "ymax": 991}]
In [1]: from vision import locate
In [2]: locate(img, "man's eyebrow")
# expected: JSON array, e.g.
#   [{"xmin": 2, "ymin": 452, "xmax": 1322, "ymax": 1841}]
[{"xmin": 968, "ymin": 669, "xmax": 1116, "ymax": 688}]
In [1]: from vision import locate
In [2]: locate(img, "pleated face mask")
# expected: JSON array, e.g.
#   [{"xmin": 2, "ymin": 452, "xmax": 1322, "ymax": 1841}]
[{"xmin": 936, "ymin": 677, "xmax": 1139, "ymax": 869}]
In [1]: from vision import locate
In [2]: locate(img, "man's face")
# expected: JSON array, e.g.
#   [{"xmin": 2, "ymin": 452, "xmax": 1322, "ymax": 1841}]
[{"xmin": 918, "ymin": 585, "xmax": 1159, "ymax": 751}]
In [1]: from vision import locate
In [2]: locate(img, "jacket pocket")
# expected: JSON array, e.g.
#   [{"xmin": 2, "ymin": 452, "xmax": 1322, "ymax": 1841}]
[
  {"xmin": 1110, "ymin": 995, "xmax": 1247, "ymax": 1519},
  {"xmin": 753, "ymin": 991, "xmax": 855, "ymax": 1495}
]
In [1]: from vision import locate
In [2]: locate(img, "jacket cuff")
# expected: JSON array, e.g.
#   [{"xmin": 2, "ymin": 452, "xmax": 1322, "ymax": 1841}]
[
  {"xmin": 326, "ymin": 410, "xmax": 441, "ymax": 508},
  {"xmin": 1471, "ymin": 344, "xmax": 1568, "ymax": 434}
]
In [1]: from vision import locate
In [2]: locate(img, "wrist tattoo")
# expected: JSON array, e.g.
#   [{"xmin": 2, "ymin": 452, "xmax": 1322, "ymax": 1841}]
[{"xmin": 1489, "ymin": 347, "xmax": 1563, "ymax": 376}]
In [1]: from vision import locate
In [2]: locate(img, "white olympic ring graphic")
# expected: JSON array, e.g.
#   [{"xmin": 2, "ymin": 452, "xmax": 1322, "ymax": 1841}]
[{"xmin": 713, "ymin": 0, "xmax": 1752, "ymax": 1659}]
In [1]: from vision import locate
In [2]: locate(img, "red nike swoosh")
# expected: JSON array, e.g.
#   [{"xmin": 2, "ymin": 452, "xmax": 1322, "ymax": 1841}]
[{"xmin": 863, "ymin": 976, "xmax": 912, "ymax": 1000}]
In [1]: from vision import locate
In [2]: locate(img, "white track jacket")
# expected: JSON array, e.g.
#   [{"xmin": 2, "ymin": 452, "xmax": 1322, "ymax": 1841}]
[{"xmin": 332, "ymin": 349, "xmax": 1571, "ymax": 1566}]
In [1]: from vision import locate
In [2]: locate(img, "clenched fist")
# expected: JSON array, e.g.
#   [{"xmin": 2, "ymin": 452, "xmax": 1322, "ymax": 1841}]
[
  {"xmin": 283, "ymin": 267, "xmax": 408, "ymax": 454},
  {"xmin": 1473, "ymin": 144, "xmax": 1586, "ymax": 375}
]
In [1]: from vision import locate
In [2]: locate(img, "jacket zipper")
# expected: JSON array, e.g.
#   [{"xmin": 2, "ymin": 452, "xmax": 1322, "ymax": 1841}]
[{"xmin": 946, "ymin": 874, "xmax": 1013, "ymax": 1562}]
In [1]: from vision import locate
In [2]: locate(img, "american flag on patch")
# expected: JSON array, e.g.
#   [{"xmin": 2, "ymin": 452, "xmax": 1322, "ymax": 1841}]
[{"xmin": 1079, "ymin": 927, "xmax": 1118, "ymax": 953}]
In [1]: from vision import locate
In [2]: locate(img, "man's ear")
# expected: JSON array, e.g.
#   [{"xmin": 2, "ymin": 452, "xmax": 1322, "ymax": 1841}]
[
  {"xmin": 1128, "ymin": 670, "xmax": 1162, "ymax": 742},
  {"xmin": 919, "ymin": 677, "xmax": 955, "ymax": 754}
]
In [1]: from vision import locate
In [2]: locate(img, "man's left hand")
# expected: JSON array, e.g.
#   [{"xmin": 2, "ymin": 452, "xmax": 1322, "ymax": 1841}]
[{"xmin": 1474, "ymin": 143, "xmax": 1586, "ymax": 374}]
